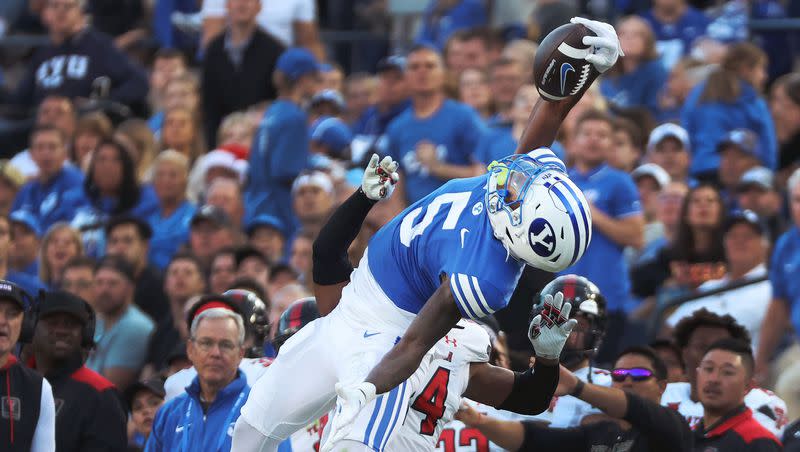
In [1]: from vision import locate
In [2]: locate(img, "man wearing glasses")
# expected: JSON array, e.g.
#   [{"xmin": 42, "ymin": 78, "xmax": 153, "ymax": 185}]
[
  {"xmin": 457, "ymin": 346, "xmax": 694, "ymax": 451},
  {"xmin": 146, "ymin": 296, "xmax": 249, "ymax": 452}
]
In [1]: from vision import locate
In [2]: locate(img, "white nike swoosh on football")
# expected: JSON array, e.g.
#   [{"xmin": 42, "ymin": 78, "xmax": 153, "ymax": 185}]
[{"xmin": 460, "ymin": 228, "xmax": 469, "ymax": 248}]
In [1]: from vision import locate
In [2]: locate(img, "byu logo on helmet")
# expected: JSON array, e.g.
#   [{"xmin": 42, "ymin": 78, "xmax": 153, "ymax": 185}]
[
  {"xmin": 559, "ymin": 63, "xmax": 575, "ymax": 95},
  {"xmin": 529, "ymin": 218, "xmax": 556, "ymax": 257}
]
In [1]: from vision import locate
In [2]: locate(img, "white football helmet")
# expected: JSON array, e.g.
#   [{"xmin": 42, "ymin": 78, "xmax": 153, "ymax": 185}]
[{"xmin": 485, "ymin": 154, "xmax": 592, "ymax": 272}]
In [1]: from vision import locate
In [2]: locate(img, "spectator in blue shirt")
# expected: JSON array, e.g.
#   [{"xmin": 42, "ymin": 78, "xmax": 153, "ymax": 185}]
[
  {"xmin": 600, "ymin": 16, "xmax": 669, "ymax": 118},
  {"xmin": 148, "ymin": 150, "xmax": 196, "ymax": 270},
  {"xmin": 246, "ymin": 48, "xmax": 320, "ymax": 240},
  {"xmin": 385, "ymin": 44, "xmax": 485, "ymax": 205},
  {"xmin": 756, "ymin": 168, "xmax": 800, "ymax": 384},
  {"xmin": 351, "ymin": 56, "xmax": 410, "ymax": 165},
  {"xmin": 640, "ymin": 0, "xmax": 710, "ymax": 69},
  {"xmin": 417, "ymin": 0, "xmax": 488, "ymax": 50},
  {"xmin": 147, "ymin": 301, "xmax": 249, "ymax": 452},
  {"xmin": 681, "ymin": 43, "xmax": 775, "ymax": 181},
  {"xmin": 87, "ymin": 256, "xmax": 156, "ymax": 391},
  {"xmin": 69, "ymin": 139, "xmax": 159, "ymax": 258},
  {"xmin": 560, "ymin": 109, "xmax": 645, "ymax": 362},
  {"xmin": 645, "ymin": 123, "xmax": 693, "ymax": 186},
  {"xmin": 12, "ymin": 125, "xmax": 84, "ymax": 232}
]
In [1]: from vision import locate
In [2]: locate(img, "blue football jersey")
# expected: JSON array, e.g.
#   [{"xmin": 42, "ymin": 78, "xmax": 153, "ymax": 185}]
[{"xmin": 368, "ymin": 176, "xmax": 524, "ymax": 320}]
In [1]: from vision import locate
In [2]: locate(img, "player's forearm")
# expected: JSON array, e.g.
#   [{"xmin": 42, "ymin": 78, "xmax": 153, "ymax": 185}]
[
  {"xmin": 496, "ymin": 360, "xmax": 560, "ymax": 415},
  {"xmin": 515, "ymin": 97, "xmax": 578, "ymax": 154}
]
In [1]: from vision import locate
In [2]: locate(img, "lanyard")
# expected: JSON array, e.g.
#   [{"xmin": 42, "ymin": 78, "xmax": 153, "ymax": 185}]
[{"xmin": 179, "ymin": 388, "xmax": 247, "ymax": 452}]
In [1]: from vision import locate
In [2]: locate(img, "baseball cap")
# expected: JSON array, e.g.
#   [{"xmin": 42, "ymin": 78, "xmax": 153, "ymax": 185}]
[
  {"xmin": 38, "ymin": 290, "xmax": 90, "ymax": 325},
  {"xmin": 376, "ymin": 55, "xmax": 407, "ymax": 73},
  {"xmin": 276, "ymin": 48, "xmax": 321, "ymax": 82},
  {"xmin": 309, "ymin": 116, "xmax": 353, "ymax": 156},
  {"xmin": 647, "ymin": 123, "xmax": 690, "ymax": 152},
  {"xmin": 310, "ymin": 90, "xmax": 346, "ymax": 111},
  {"xmin": 191, "ymin": 205, "xmax": 233, "ymax": 229},
  {"xmin": 724, "ymin": 210, "xmax": 769, "ymax": 237},
  {"xmin": 291, "ymin": 171, "xmax": 334, "ymax": 195},
  {"xmin": 0, "ymin": 160, "xmax": 25, "ymax": 189},
  {"xmin": 631, "ymin": 163, "xmax": 671, "ymax": 189},
  {"xmin": 0, "ymin": 280, "xmax": 30, "ymax": 310},
  {"xmin": 716, "ymin": 129, "xmax": 761, "ymax": 161},
  {"xmin": 124, "ymin": 379, "xmax": 165, "ymax": 412},
  {"xmin": 737, "ymin": 166, "xmax": 774, "ymax": 192},
  {"xmin": 245, "ymin": 214, "xmax": 286, "ymax": 237},
  {"xmin": 9, "ymin": 210, "xmax": 42, "ymax": 238}
]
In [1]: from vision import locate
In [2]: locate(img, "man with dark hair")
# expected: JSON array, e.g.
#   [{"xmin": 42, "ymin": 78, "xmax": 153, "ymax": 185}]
[
  {"xmin": 694, "ymin": 338, "xmax": 782, "ymax": 450},
  {"xmin": 105, "ymin": 215, "xmax": 169, "ymax": 321},
  {"xmin": 663, "ymin": 309, "xmax": 788, "ymax": 436},
  {"xmin": 457, "ymin": 346, "xmax": 693, "ymax": 451},
  {"xmin": 86, "ymin": 255, "xmax": 155, "ymax": 391},
  {"xmin": 27, "ymin": 290, "xmax": 127, "ymax": 452},
  {"xmin": 12, "ymin": 124, "xmax": 84, "ymax": 231}
]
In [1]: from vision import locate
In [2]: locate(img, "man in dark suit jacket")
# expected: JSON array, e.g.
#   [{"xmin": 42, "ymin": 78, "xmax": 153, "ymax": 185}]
[{"xmin": 202, "ymin": 0, "xmax": 286, "ymax": 147}]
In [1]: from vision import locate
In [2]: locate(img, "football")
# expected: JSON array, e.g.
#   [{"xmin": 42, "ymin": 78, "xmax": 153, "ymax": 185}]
[{"xmin": 533, "ymin": 23, "xmax": 599, "ymax": 101}]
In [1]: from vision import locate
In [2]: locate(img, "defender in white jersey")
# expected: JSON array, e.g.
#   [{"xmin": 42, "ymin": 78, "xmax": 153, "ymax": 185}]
[{"xmin": 667, "ymin": 307, "xmax": 789, "ymax": 436}]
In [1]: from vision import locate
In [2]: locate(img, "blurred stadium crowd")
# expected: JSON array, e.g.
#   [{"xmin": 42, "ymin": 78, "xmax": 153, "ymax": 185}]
[{"xmin": 0, "ymin": 0, "xmax": 800, "ymax": 450}]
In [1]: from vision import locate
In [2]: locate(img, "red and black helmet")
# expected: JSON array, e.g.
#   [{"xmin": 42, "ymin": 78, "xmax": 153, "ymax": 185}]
[
  {"xmin": 533, "ymin": 274, "xmax": 607, "ymax": 365},
  {"xmin": 272, "ymin": 297, "xmax": 320, "ymax": 352}
]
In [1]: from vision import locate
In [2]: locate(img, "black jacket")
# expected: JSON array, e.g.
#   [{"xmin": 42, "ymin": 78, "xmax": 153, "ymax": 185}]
[
  {"xmin": 694, "ymin": 405, "xmax": 782, "ymax": 451},
  {"xmin": 6, "ymin": 27, "xmax": 148, "ymax": 108},
  {"xmin": 202, "ymin": 27, "xmax": 285, "ymax": 146},
  {"xmin": 134, "ymin": 264, "xmax": 169, "ymax": 321},
  {"xmin": 28, "ymin": 354, "xmax": 127, "ymax": 452},
  {"xmin": 0, "ymin": 355, "xmax": 45, "ymax": 452},
  {"xmin": 520, "ymin": 392, "xmax": 694, "ymax": 452}
]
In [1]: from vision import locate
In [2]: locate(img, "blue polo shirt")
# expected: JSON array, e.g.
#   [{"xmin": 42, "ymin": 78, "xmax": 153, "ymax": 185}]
[
  {"xmin": 386, "ymin": 99, "xmax": 485, "ymax": 204},
  {"xmin": 560, "ymin": 164, "xmax": 642, "ymax": 313},
  {"xmin": 770, "ymin": 227, "xmax": 800, "ymax": 334}
]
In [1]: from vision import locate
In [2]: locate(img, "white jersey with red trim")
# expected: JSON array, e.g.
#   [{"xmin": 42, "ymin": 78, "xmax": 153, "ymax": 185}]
[
  {"xmin": 527, "ymin": 365, "xmax": 612, "ymax": 428},
  {"xmin": 438, "ymin": 400, "xmax": 528, "ymax": 452},
  {"xmin": 385, "ymin": 320, "xmax": 490, "ymax": 452},
  {"xmin": 163, "ymin": 357, "xmax": 274, "ymax": 400},
  {"xmin": 660, "ymin": 382, "xmax": 789, "ymax": 437}
]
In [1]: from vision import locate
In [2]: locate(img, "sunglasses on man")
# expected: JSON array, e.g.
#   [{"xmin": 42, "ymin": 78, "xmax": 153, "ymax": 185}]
[{"xmin": 611, "ymin": 367, "xmax": 655, "ymax": 382}]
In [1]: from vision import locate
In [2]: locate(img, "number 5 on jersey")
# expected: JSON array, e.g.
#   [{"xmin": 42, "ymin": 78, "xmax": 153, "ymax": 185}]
[{"xmin": 400, "ymin": 192, "xmax": 471, "ymax": 247}]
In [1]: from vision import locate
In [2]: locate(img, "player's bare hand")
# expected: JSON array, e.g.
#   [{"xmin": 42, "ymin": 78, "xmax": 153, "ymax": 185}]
[
  {"xmin": 362, "ymin": 153, "xmax": 399, "ymax": 201},
  {"xmin": 570, "ymin": 17, "xmax": 623, "ymax": 73},
  {"xmin": 455, "ymin": 402, "xmax": 483, "ymax": 428},
  {"xmin": 321, "ymin": 382, "xmax": 377, "ymax": 452},
  {"xmin": 528, "ymin": 292, "xmax": 577, "ymax": 360}
]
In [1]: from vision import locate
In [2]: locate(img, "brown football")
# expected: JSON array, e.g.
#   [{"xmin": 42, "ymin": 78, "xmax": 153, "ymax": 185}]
[{"xmin": 533, "ymin": 23, "xmax": 599, "ymax": 101}]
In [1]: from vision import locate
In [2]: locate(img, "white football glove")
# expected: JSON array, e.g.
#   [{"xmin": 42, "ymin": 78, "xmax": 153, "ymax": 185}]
[
  {"xmin": 528, "ymin": 292, "xmax": 577, "ymax": 360},
  {"xmin": 362, "ymin": 153, "xmax": 399, "ymax": 201},
  {"xmin": 570, "ymin": 17, "xmax": 624, "ymax": 74},
  {"xmin": 321, "ymin": 381, "xmax": 377, "ymax": 452}
]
